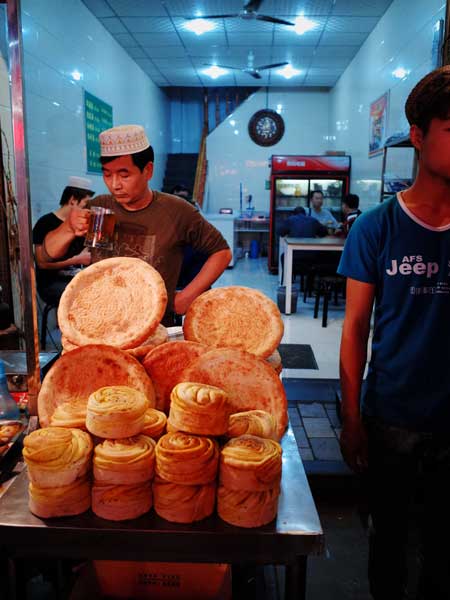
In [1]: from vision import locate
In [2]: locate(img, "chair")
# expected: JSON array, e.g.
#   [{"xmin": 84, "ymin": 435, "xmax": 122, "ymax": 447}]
[
  {"xmin": 40, "ymin": 301, "xmax": 57, "ymax": 350},
  {"xmin": 313, "ymin": 274, "xmax": 346, "ymax": 327}
]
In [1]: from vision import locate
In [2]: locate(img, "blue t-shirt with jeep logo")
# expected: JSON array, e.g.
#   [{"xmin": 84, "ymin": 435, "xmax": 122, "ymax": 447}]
[{"xmin": 338, "ymin": 194, "xmax": 450, "ymax": 431}]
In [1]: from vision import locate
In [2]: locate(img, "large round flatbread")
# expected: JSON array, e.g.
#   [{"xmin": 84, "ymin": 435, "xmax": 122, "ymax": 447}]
[
  {"xmin": 142, "ymin": 341, "xmax": 207, "ymax": 413},
  {"xmin": 58, "ymin": 257, "xmax": 167, "ymax": 349},
  {"xmin": 126, "ymin": 325, "xmax": 169, "ymax": 361},
  {"xmin": 38, "ymin": 345, "xmax": 156, "ymax": 428},
  {"xmin": 181, "ymin": 348, "xmax": 287, "ymax": 440},
  {"xmin": 183, "ymin": 286, "xmax": 283, "ymax": 358}
]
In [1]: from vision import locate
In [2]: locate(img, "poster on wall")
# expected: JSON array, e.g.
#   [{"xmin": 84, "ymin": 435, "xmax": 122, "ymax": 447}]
[
  {"xmin": 84, "ymin": 91, "xmax": 113, "ymax": 173},
  {"xmin": 369, "ymin": 91, "xmax": 389, "ymax": 158}
]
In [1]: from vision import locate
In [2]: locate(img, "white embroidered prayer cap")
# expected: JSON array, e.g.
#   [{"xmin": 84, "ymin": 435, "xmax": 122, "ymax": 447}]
[
  {"xmin": 67, "ymin": 176, "xmax": 94, "ymax": 193},
  {"xmin": 99, "ymin": 124, "xmax": 150, "ymax": 157}
]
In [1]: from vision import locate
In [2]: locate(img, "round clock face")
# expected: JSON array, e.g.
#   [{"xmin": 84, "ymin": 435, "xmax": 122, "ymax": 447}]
[{"xmin": 248, "ymin": 109, "xmax": 285, "ymax": 147}]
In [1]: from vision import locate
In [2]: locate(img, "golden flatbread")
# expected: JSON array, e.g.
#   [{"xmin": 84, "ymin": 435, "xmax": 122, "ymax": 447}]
[
  {"xmin": 142, "ymin": 341, "xmax": 207, "ymax": 412},
  {"xmin": 58, "ymin": 257, "xmax": 167, "ymax": 349},
  {"xmin": 181, "ymin": 348, "xmax": 288, "ymax": 440},
  {"xmin": 183, "ymin": 286, "xmax": 283, "ymax": 358},
  {"xmin": 38, "ymin": 344, "xmax": 155, "ymax": 428},
  {"xmin": 126, "ymin": 324, "xmax": 169, "ymax": 361}
]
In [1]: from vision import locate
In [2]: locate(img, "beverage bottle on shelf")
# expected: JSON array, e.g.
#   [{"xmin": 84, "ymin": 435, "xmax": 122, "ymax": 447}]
[{"xmin": 0, "ymin": 359, "xmax": 20, "ymax": 420}]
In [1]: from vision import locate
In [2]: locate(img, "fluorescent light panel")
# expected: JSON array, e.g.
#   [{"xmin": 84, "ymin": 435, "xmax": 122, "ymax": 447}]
[
  {"xmin": 184, "ymin": 18, "xmax": 216, "ymax": 35},
  {"xmin": 203, "ymin": 65, "xmax": 228, "ymax": 79}
]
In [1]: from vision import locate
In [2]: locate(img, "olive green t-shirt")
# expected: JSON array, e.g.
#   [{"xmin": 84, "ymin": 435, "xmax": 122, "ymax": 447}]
[{"xmin": 90, "ymin": 191, "xmax": 229, "ymax": 314}]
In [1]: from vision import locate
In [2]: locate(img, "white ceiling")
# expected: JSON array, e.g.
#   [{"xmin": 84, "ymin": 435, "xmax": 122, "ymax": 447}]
[{"xmin": 81, "ymin": 0, "xmax": 394, "ymax": 87}]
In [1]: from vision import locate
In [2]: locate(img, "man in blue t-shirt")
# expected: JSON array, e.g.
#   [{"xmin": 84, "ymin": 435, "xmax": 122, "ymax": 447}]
[{"xmin": 338, "ymin": 67, "xmax": 450, "ymax": 600}]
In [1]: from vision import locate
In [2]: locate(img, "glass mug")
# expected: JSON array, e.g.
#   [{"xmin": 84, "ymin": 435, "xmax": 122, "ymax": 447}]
[{"xmin": 84, "ymin": 207, "xmax": 116, "ymax": 250}]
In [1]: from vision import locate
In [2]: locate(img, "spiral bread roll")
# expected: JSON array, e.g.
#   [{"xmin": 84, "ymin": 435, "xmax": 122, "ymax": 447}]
[
  {"xmin": 92, "ymin": 481, "xmax": 152, "ymax": 521},
  {"xmin": 220, "ymin": 435, "xmax": 282, "ymax": 492},
  {"xmin": 155, "ymin": 432, "xmax": 218, "ymax": 485},
  {"xmin": 153, "ymin": 477, "xmax": 216, "ymax": 523},
  {"xmin": 227, "ymin": 410, "xmax": 277, "ymax": 441},
  {"xmin": 217, "ymin": 486, "xmax": 280, "ymax": 528},
  {"xmin": 141, "ymin": 408, "xmax": 167, "ymax": 440},
  {"xmin": 23, "ymin": 427, "xmax": 93, "ymax": 488},
  {"xmin": 168, "ymin": 382, "xmax": 229, "ymax": 436},
  {"xmin": 49, "ymin": 400, "xmax": 87, "ymax": 429},
  {"xmin": 94, "ymin": 435, "xmax": 156, "ymax": 485},
  {"xmin": 29, "ymin": 475, "xmax": 91, "ymax": 518},
  {"xmin": 86, "ymin": 386, "xmax": 148, "ymax": 438}
]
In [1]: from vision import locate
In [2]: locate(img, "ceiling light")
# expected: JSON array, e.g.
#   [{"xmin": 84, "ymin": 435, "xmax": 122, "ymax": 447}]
[
  {"xmin": 294, "ymin": 16, "xmax": 317, "ymax": 35},
  {"xmin": 276, "ymin": 103, "xmax": 283, "ymax": 113},
  {"xmin": 203, "ymin": 65, "xmax": 227, "ymax": 79},
  {"xmin": 234, "ymin": 130, "xmax": 239, "ymax": 135},
  {"xmin": 71, "ymin": 70, "xmax": 82, "ymax": 81},
  {"xmin": 277, "ymin": 64, "xmax": 301, "ymax": 79},
  {"xmin": 229, "ymin": 119, "xmax": 236, "ymax": 126},
  {"xmin": 392, "ymin": 67, "xmax": 410, "ymax": 79},
  {"xmin": 184, "ymin": 18, "xmax": 216, "ymax": 35}
]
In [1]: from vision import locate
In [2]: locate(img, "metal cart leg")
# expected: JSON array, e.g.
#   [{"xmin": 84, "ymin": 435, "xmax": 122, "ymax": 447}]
[{"xmin": 285, "ymin": 556, "xmax": 307, "ymax": 600}]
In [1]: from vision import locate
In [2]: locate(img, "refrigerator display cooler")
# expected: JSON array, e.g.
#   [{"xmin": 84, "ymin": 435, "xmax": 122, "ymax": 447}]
[{"xmin": 268, "ymin": 155, "xmax": 351, "ymax": 273}]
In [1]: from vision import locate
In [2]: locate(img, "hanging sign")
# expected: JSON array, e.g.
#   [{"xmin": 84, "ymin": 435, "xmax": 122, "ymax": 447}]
[{"xmin": 84, "ymin": 90, "xmax": 113, "ymax": 173}]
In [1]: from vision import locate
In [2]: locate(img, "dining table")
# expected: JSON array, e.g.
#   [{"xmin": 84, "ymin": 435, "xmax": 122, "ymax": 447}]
[{"xmin": 280, "ymin": 236, "xmax": 346, "ymax": 314}]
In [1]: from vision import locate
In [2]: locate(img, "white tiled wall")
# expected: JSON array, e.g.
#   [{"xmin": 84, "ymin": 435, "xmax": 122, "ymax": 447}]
[
  {"xmin": 20, "ymin": 0, "xmax": 170, "ymax": 222},
  {"xmin": 205, "ymin": 88, "xmax": 330, "ymax": 215},
  {"xmin": 329, "ymin": 0, "xmax": 446, "ymax": 208},
  {"xmin": 0, "ymin": 6, "xmax": 13, "ymax": 183}
]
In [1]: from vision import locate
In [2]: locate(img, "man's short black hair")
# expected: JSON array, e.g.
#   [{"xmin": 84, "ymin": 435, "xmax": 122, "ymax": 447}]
[
  {"xmin": 100, "ymin": 145, "xmax": 155, "ymax": 172},
  {"xmin": 310, "ymin": 189, "xmax": 323, "ymax": 199},
  {"xmin": 293, "ymin": 206, "xmax": 306, "ymax": 215},
  {"xmin": 59, "ymin": 186, "xmax": 94, "ymax": 206},
  {"xmin": 405, "ymin": 66, "xmax": 450, "ymax": 134},
  {"xmin": 343, "ymin": 193, "xmax": 359, "ymax": 210}
]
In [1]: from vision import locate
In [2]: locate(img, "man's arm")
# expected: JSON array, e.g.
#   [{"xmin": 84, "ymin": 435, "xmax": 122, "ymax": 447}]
[
  {"xmin": 34, "ymin": 245, "xmax": 91, "ymax": 270},
  {"xmin": 174, "ymin": 248, "xmax": 231, "ymax": 315},
  {"xmin": 44, "ymin": 207, "xmax": 90, "ymax": 259},
  {"xmin": 339, "ymin": 277, "xmax": 375, "ymax": 473}
]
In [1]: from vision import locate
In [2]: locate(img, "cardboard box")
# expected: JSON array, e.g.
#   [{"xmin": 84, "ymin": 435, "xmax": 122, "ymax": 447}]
[{"xmin": 88, "ymin": 561, "xmax": 232, "ymax": 600}]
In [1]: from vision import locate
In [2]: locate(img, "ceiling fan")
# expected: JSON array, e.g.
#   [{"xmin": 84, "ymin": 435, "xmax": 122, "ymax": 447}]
[
  {"xmin": 205, "ymin": 51, "xmax": 288, "ymax": 79},
  {"xmin": 190, "ymin": 0, "xmax": 295, "ymax": 27}
]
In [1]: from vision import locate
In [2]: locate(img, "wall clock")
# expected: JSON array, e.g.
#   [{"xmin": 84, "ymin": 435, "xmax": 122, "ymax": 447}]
[{"xmin": 248, "ymin": 109, "xmax": 285, "ymax": 147}]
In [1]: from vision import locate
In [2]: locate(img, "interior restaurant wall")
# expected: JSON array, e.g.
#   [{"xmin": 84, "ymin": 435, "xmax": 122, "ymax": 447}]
[
  {"xmin": 329, "ymin": 0, "xmax": 446, "ymax": 209},
  {"xmin": 204, "ymin": 88, "xmax": 330, "ymax": 215},
  {"xmin": 0, "ymin": 6, "xmax": 13, "ymax": 184},
  {"xmin": 20, "ymin": 0, "xmax": 170, "ymax": 222}
]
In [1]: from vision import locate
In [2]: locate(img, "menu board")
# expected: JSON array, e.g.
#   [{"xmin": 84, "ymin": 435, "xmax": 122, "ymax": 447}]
[{"xmin": 84, "ymin": 91, "xmax": 113, "ymax": 173}]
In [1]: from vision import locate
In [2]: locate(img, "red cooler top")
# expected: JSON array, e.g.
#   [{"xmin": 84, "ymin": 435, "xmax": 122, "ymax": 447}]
[{"xmin": 271, "ymin": 155, "xmax": 351, "ymax": 174}]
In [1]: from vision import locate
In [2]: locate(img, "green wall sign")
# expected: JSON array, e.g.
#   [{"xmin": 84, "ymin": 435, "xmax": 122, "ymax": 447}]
[{"xmin": 84, "ymin": 91, "xmax": 113, "ymax": 173}]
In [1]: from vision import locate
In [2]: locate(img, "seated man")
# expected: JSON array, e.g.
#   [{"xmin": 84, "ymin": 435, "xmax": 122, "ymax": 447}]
[
  {"xmin": 341, "ymin": 193, "xmax": 362, "ymax": 234},
  {"xmin": 279, "ymin": 206, "xmax": 328, "ymax": 283},
  {"xmin": 308, "ymin": 190, "xmax": 340, "ymax": 230},
  {"xmin": 32, "ymin": 176, "xmax": 94, "ymax": 305}
]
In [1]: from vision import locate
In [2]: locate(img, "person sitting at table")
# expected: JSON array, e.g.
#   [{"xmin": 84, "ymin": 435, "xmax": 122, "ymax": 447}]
[
  {"xmin": 279, "ymin": 206, "xmax": 327, "ymax": 284},
  {"xmin": 308, "ymin": 190, "xmax": 340, "ymax": 230},
  {"xmin": 32, "ymin": 176, "xmax": 94, "ymax": 306},
  {"xmin": 341, "ymin": 193, "xmax": 362, "ymax": 235}
]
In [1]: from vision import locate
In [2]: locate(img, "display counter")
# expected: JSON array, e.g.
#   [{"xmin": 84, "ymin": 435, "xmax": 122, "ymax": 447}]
[{"xmin": 0, "ymin": 425, "xmax": 323, "ymax": 600}]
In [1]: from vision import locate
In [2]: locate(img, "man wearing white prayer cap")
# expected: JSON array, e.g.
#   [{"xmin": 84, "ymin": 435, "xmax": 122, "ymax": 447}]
[
  {"xmin": 43, "ymin": 125, "xmax": 231, "ymax": 323},
  {"xmin": 32, "ymin": 175, "xmax": 95, "ymax": 305}
]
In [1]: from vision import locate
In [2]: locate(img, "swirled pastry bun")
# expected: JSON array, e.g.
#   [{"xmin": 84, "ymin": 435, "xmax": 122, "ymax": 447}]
[
  {"xmin": 86, "ymin": 386, "xmax": 148, "ymax": 438},
  {"xmin": 168, "ymin": 382, "xmax": 229, "ymax": 436},
  {"xmin": 29, "ymin": 475, "xmax": 91, "ymax": 519},
  {"xmin": 94, "ymin": 435, "xmax": 156, "ymax": 485},
  {"xmin": 153, "ymin": 477, "xmax": 216, "ymax": 523},
  {"xmin": 217, "ymin": 486, "xmax": 280, "ymax": 528},
  {"xmin": 227, "ymin": 410, "xmax": 277, "ymax": 441},
  {"xmin": 155, "ymin": 432, "xmax": 218, "ymax": 485},
  {"xmin": 220, "ymin": 435, "xmax": 282, "ymax": 492},
  {"xmin": 141, "ymin": 408, "xmax": 167, "ymax": 440},
  {"xmin": 50, "ymin": 401, "xmax": 87, "ymax": 429},
  {"xmin": 23, "ymin": 427, "xmax": 93, "ymax": 488},
  {"xmin": 92, "ymin": 481, "xmax": 152, "ymax": 521}
]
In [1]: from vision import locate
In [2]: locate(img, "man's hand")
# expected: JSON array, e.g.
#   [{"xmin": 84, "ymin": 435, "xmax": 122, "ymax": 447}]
[
  {"xmin": 71, "ymin": 249, "xmax": 91, "ymax": 267},
  {"xmin": 173, "ymin": 289, "xmax": 195, "ymax": 316},
  {"xmin": 68, "ymin": 206, "xmax": 90, "ymax": 236},
  {"xmin": 340, "ymin": 418, "xmax": 368, "ymax": 473}
]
